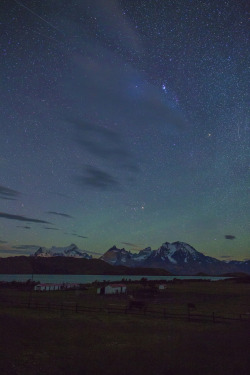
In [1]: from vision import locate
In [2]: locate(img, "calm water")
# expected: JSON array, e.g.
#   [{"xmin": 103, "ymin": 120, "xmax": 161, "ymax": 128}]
[{"xmin": 0, "ymin": 274, "xmax": 229, "ymax": 283}]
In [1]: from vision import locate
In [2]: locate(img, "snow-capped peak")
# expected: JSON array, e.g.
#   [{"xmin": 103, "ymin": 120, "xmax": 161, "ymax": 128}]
[
  {"xmin": 155, "ymin": 241, "xmax": 202, "ymax": 264},
  {"xmin": 133, "ymin": 247, "xmax": 152, "ymax": 261},
  {"xmin": 33, "ymin": 244, "xmax": 92, "ymax": 259}
]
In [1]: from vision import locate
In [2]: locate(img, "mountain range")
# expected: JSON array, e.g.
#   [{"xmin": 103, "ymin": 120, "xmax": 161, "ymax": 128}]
[
  {"xmin": 33, "ymin": 244, "xmax": 92, "ymax": 259},
  {"xmin": 32, "ymin": 242, "xmax": 250, "ymax": 275}
]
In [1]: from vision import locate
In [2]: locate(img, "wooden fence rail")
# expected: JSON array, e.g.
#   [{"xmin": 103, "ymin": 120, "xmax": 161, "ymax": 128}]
[{"xmin": 1, "ymin": 300, "xmax": 250, "ymax": 324}]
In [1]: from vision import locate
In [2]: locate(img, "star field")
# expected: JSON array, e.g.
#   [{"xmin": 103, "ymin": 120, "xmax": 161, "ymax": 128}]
[{"xmin": 0, "ymin": 0, "xmax": 249, "ymax": 260}]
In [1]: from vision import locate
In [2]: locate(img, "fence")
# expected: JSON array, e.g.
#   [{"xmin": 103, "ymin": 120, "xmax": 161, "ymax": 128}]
[{"xmin": 1, "ymin": 300, "xmax": 250, "ymax": 324}]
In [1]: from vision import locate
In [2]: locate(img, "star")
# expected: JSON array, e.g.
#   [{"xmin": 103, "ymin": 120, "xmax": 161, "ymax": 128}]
[
  {"xmin": 162, "ymin": 84, "xmax": 167, "ymax": 92},
  {"xmin": 0, "ymin": 0, "xmax": 248, "ymax": 261}
]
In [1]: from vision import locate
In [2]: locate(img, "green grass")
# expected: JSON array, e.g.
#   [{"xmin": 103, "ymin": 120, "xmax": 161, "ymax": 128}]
[{"xmin": 0, "ymin": 280, "xmax": 250, "ymax": 375}]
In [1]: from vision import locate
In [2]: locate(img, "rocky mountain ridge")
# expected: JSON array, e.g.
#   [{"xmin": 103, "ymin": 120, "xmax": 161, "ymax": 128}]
[
  {"xmin": 100, "ymin": 241, "xmax": 250, "ymax": 275},
  {"xmin": 31, "ymin": 241, "xmax": 249, "ymax": 275},
  {"xmin": 33, "ymin": 244, "xmax": 92, "ymax": 259}
]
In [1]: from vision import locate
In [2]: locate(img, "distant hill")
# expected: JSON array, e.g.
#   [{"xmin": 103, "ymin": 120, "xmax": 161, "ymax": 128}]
[{"xmin": 0, "ymin": 256, "xmax": 171, "ymax": 276}]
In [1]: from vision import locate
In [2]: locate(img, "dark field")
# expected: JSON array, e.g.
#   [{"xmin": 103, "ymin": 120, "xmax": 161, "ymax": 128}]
[{"xmin": 0, "ymin": 280, "xmax": 250, "ymax": 375}]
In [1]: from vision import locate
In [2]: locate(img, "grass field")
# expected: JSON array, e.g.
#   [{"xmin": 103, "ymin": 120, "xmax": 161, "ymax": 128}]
[{"xmin": 0, "ymin": 280, "xmax": 249, "ymax": 375}]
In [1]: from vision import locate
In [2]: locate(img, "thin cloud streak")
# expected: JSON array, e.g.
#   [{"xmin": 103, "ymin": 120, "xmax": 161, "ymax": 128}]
[
  {"xmin": 121, "ymin": 242, "xmax": 141, "ymax": 248},
  {"xmin": 225, "ymin": 235, "xmax": 236, "ymax": 240},
  {"xmin": 43, "ymin": 227, "xmax": 59, "ymax": 231},
  {"xmin": 0, "ymin": 212, "xmax": 52, "ymax": 224},
  {"xmin": 47, "ymin": 211, "xmax": 73, "ymax": 218},
  {"xmin": 12, "ymin": 245, "xmax": 40, "ymax": 249},
  {"xmin": 76, "ymin": 165, "xmax": 120, "ymax": 190},
  {"xmin": 0, "ymin": 185, "xmax": 20, "ymax": 200},
  {"xmin": 0, "ymin": 249, "xmax": 33, "ymax": 255}
]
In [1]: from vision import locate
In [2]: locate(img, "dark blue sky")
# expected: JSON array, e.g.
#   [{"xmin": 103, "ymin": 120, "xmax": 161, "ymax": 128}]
[{"xmin": 0, "ymin": 0, "xmax": 249, "ymax": 259}]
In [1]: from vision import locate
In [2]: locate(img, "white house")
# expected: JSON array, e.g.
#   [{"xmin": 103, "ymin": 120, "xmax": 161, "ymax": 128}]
[
  {"xmin": 97, "ymin": 284, "xmax": 127, "ymax": 295},
  {"xmin": 63, "ymin": 283, "xmax": 80, "ymax": 290},
  {"xmin": 34, "ymin": 283, "xmax": 62, "ymax": 291},
  {"xmin": 158, "ymin": 284, "xmax": 167, "ymax": 290},
  {"xmin": 34, "ymin": 282, "xmax": 80, "ymax": 291}
]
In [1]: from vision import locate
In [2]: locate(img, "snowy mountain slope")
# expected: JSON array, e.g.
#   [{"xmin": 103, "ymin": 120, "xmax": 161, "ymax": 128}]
[
  {"xmin": 100, "ymin": 242, "xmax": 250, "ymax": 275},
  {"xmin": 33, "ymin": 244, "xmax": 92, "ymax": 259},
  {"xmin": 31, "ymin": 241, "xmax": 249, "ymax": 275}
]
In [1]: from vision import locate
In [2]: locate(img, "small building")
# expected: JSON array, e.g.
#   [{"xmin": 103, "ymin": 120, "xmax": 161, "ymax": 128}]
[
  {"xmin": 63, "ymin": 283, "xmax": 80, "ymax": 290},
  {"xmin": 97, "ymin": 284, "xmax": 127, "ymax": 295},
  {"xmin": 34, "ymin": 283, "xmax": 62, "ymax": 291},
  {"xmin": 158, "ymin": 284, "xmax": 167, "ymax": 290},
  {"xmin": 34, "ymin": 282, "xmax": 80, "ymax": 291}
]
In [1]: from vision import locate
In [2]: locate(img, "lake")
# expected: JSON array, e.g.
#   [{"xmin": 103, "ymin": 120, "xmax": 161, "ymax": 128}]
[{"xmin": 0, "ymin": 274, "xmax": 230, "ymax": 283}]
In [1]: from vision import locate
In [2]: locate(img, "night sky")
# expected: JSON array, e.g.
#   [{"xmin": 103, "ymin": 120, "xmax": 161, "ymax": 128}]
[{"xmin": 0, "ymin": 0, "xmax": 249, "ymax": 260}]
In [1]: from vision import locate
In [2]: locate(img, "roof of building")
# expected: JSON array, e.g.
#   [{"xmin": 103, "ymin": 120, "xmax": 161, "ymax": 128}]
[
  {"xmin": 36, "ymin": 283, "xmax": 80, "ymax": 287},
  {"xmin": 107, "ymin": 284, "xmax": 126, "ymax": 288},
  {"xmin": 36, "ymin": 283, "xmax": 62, "ymax": 287}
]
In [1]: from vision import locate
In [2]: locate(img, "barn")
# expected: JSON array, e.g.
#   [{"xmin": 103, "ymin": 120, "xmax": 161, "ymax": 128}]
[{"xmin": 97, "ymin": 284, "xmax": 127, "ymax": 295}]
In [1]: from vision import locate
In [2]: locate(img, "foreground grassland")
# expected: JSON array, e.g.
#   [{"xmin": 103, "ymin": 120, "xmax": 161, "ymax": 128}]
[{"xmin": 0, "ymin": 280, "xmax": 249, "ymax": 375}]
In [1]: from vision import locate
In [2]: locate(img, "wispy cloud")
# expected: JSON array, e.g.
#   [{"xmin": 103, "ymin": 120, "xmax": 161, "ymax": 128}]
[
  {"xmin": 17, "ymin": 225, "xmax": 31, "ymax": 229},
  {"xmin": 0, "ymin": 212, "xmax": 51, "ymax": 224},
  {"xmin": 0, "ymin": 185, "xmax": 20, "ymax": 200},
  {"xmin": 121, "ymin": 242, "xmax": 141, "ymax": 248},
  {"xmin": 64, "ymin": 232, "xmax": 88, "ymax": 239},
  {"xmin": 78, "ymin": 0, "xmax": 143, "ymax": 55},
  {"xmin": 76, "ymin": 165, "xmax": 120, "ymax": 190},
  {"xmin": 72, "ymin": 234, "xmax": 88, "ymax": 239},
  {"xmin": 12, "ymin": 245, "xmax": 40, "ymax": 250},
  {"xmin": 0, "ymin": 197, "xmax": 17, "ymax": 201},
  {"xmin": 68, "ymin": 118, "xmax": 133, "ymax": 165},
  {"xmin": 0, "ymin": 249, "xmax": 32, "ymax": 255},
  {"xmin": 47, "ymin": 211, "xmax": 73, "ymax": 218},
  {"xmin": 43, "ymin": 227, "xmax": 59, "ymax": 231},
  {"xmin": 64, "ymin": 3, "xmax": 186, "ymax": 192},
  {"xmin": 69, "ymin": 119, "xmax": 120, "ymax": 143},
  {"xmin": 225, "ymin": 235, "xmax": 236, "ymax": 240}
]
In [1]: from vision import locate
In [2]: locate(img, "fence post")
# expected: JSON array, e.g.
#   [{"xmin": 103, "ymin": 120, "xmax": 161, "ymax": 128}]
[
  {"xmin": 188, "ymin": 308, "xmax": 190, "ymax": 322},
  {"xmin": 75, "ymin": 303, "xmax": 78, "ymax": 313},
  {"xmin": 163, "ymin": 308, "xmax": 166, "ymax": 319},
  {"xmin": 212, "ymin": 312, "xmax": 215, "ymax": 323}
]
